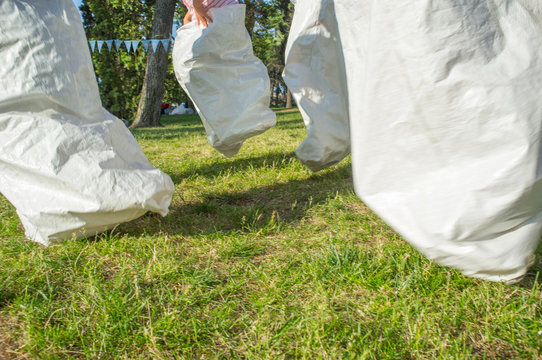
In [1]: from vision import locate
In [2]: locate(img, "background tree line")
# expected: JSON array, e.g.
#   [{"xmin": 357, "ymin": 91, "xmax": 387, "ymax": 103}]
[{"xmin": 80, "ymin": 0, "xmax": 294, "ymax": 127}]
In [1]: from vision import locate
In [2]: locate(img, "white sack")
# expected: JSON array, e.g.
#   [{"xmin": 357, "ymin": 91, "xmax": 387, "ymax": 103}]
[
  {"xmin": 283, "ymin": 0, "xmax": 350, "ymax": 172},
  {"xmin": 0, "ymin": 0, "xmax": 174, "ymax": 245},
  {"xmin": 330, "ymin": 0, "xmax": 542, "ymax": 282},
  {"xmin": 169, "ymin": 104, "xmax": 187, "ymax": 115},
  {"xmin": 172, "ymin": 4, "xmax": 276, "ymax": 157}
]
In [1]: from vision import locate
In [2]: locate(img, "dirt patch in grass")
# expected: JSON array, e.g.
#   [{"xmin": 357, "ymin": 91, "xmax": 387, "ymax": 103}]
[
  {"xmin": 470, "ymin": 337, "xmax": 519, "ymax": 360},
  {"xmin": 0, "ymin": 315, "xmax": 26, "ymax": 360}
]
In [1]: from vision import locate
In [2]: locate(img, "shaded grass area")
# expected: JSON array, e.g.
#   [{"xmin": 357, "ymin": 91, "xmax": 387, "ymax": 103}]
[{"xmin": 1, "ymin": 113, "xmax": 541, "ymax": 359}]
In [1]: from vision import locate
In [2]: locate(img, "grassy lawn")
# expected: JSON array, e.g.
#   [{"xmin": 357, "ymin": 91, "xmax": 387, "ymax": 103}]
[{"xmin": 1, "ymin": 112, "xmax": 541, "ymax": 359}]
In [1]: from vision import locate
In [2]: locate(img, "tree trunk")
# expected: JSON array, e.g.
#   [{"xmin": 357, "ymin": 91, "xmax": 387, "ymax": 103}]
[
  {"xmin": 244, "ymin": 0, "xmax": 256, "ymax": 36},
  {"xmin": 131, "ymin": 0, "xmax": 176, "ymax": 128},
  {"xmin": 285, "ymin": 88, "xmax": 292, "ymax": 108},
  {"xmin": 272, "ymin": 82, "xmax": 277, "ymax": 108}
]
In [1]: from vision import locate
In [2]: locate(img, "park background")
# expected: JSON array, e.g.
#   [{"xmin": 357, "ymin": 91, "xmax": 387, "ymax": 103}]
[
  {"xmin": 77, "ymin": 0, "xmax": 295, "ymax": 126},
  {"xmin": 0, "ymin": 1, "xmax": 541, "ymax": 359}
]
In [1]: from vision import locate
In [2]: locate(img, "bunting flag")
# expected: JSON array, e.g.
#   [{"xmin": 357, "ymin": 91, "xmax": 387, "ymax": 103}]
[
  {"xmin": 88, "ymin": 38, "xmax": 172, "ymax": 54},
  {"xmin": 142, "ymin": 40, "xmax": 150, "ymax": 52},
  {"xmin": 151, "ymin": 39, "xmax": 161, "ymax": 53},
  {"xmin": 131, "ymin": 40, "xmax": 140, "ymax": 52},
  {"xmin": 161, "ymin": 39, "xmax": 170, "ymax": 53}
]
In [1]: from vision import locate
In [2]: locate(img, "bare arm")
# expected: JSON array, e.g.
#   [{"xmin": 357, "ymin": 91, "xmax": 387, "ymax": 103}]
[
  {"xmin": 183, "ymin": 11, "xmax": 192, "ymax": 25},
  {"xmin": 192, "ymin": 0, "xmax": 213, "ymax": 27}
]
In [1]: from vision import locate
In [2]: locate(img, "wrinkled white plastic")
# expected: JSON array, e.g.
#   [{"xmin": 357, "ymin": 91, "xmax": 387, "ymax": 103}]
[
  {"xmin": 324, "ymin": 0, "xmax": 542, "ymax": 282},
  {"xmin": 0, "ymin": 0, "xmax": 174, "ymax": 245},
  {"xmin": 283, "ymin": 0, "xmax": 350, "ymax": 172},
  {"xmin": 169, "ymin": 104, "xmax": 188, "ymax": 115},
  {"xmin": 172, "ymin": 4, "xmax": 276, "ymax": 157}
]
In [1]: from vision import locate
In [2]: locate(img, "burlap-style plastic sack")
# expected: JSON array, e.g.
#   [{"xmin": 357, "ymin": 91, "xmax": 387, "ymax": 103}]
[
  {"xmin": 173, "ymin": 4, "xmax": 276, "ymax": 157},
  {"xmin": 0, "ymin": 0, "xmax": 174, "ymax": 245}
]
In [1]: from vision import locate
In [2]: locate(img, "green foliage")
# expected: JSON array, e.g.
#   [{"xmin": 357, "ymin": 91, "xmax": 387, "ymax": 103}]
[
  {"xmin": 80, "ymin": 1, "xmax": 294, "ymax": 120},
  {"xmin": 81, "ymin": 0, "xmax": 188, "ymax": 120},
  {"xmin": 242, "ymin": 0, "xmax": 294, "ymax": 106}
]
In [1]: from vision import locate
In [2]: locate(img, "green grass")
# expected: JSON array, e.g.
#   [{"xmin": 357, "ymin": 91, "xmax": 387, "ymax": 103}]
[{"xmin": 1, "ymin": 112, "xmax": 541, "ymax": 359}]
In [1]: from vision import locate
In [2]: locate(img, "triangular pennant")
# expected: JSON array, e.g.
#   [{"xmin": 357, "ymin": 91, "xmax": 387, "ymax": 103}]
[
  {"xmin": 161, "ymin": 39, "xmax": 170, "ymax": 53},
  {"xmin": 97, "ymin": 41, "xmax": 104, "ymax": 52},
  {"xmin": 151, "ymin": 40, "xmax": 161, "ymax": 53},
  {"xmin": 125, "ymin": 40, "xmax": 132, "ymax": 52},
  {"xmin": 142, "ymin": 40, "xmax": 150, "ymax": 52},
  {"xmin": 131, "ymin": 40, "xmax": 140, "ymax": 52},
  {"xmin": 115, "ymin": 40, "xmax": 123, "ymax": 51},
  {"xmin": 89, "ymin": 40, "xmax": 96, "ymax": 52},
  {"xmin": 105, "ymin": 40, "xmax": 114, "ymax": 51}
]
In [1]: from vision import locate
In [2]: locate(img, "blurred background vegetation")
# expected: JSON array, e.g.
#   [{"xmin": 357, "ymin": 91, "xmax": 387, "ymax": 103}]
[{"xmin": 80, "ymin": 0, "xmax": 294, "ymax": 121}]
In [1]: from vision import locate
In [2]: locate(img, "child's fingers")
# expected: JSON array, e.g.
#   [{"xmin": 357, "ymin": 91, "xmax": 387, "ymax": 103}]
[
  {"xmin": 197, "ymin": 12, "xmax": 214, "ymax": 28},
  {"xmin": 197, "ymin": 14, "xmax": 208, "ymax": 28}
]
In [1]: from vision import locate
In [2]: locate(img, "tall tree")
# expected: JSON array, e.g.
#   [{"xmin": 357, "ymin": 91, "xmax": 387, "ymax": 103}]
[
  {"xmin": 81, "ymin": 0, "xmax": 187, "ymax": 121},
  {"xmin": 131, "ymin": 0, "xmax": 177, "ymax": 128},
  {"xmin": 277, "ymin": 0, "xmax": 294, "ymax": 108},
  {"xmin": 251, "ymin": 0, "xmax": 294, "ymax": 108},
  {"xmin": 81, "ymin": 0, "xmax": 292, "ymax": 119},
  {"xmin": 81, "ymin": 0, "xmax": 153, "ymax": 120}
]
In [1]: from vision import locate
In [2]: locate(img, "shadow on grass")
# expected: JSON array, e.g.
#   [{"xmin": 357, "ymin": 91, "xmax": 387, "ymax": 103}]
[
  {"xmin": 275, "ymin": 117, "xmax": 305, "ymax": 130},
  {"xmin": 168, "ymin": 151, "xmax": 300, "ymax": 183},
  {"xmin": 118, "ymin": 163, "xmax": 353, "ymax": 238}
]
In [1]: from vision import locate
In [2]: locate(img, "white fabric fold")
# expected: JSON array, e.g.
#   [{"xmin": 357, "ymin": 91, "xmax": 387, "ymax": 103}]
[
  {"xmin": 172, "ymin": 4, "xmax": 276, "ymax": 157},
  {"xmin": 283, "ymin": 0, "xmax": 350, "ymax": 172},
  {"xmin": 331, "ymin": 0, "xmax": 542, "ymax": 282},
  {"xmin": 287, "ymin": 0, "xmax": 542, "ymax": 282},
  {"xmin": 0, "ymin": 0, "xmax": 174, "ymax": 245}
]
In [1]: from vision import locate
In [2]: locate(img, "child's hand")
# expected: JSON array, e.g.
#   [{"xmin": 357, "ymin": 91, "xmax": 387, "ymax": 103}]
[{"xmin": 193, "ymin": 0, "xmax": 213, "ymax": 27}]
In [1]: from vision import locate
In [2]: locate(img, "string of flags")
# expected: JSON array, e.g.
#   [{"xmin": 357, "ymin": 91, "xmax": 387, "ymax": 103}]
[{"xmin": 88, "ymin": 37, "xmax": 174, "ymax": 53}]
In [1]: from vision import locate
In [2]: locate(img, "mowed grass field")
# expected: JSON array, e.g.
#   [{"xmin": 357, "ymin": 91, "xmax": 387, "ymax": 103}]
[{"xmin": 1, "ymin": 112, "xmax": 541, "ymax": 359}]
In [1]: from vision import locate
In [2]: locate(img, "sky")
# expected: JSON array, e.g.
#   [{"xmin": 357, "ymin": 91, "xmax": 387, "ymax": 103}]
[{"xmin": 73, "ymin": 0, "xmax": 82, "ymax": 9}]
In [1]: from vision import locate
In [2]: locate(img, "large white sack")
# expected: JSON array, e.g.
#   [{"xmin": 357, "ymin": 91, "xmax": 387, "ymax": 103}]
[
  {"xmin": 172, "ymin": 4, "xmax": 276, "ymax": 158},
  {"xmin": 0, "ymin": 0, "xmax": 174, "ymax": 246},
  {"xmin": 331, "ymin": 0, "xmax": 542, "ymax": 282},
  {"xmin": 283, "ymin": 0, "xmax": 350, "ymax": 172}
]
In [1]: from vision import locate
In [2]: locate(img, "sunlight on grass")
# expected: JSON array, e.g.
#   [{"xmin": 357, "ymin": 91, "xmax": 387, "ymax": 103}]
[{"xmin": 1, "ymin": 112, "xmax": 541, "ymax": 359}]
